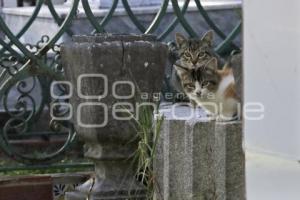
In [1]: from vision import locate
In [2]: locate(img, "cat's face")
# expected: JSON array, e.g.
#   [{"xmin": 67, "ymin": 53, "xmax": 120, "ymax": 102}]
[
  {"xmin": 175, "ymin": 58, "xmax": 220, "ymax": 100},
  {"xmin": 175, "ymin": 31, "xmax": 214, "ymax": 69}
]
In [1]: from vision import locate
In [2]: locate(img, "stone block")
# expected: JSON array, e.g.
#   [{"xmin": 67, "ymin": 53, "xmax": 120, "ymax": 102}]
[
  {"xmin": 154, "ymin": 105, "xmax": 245, "ymax": 200},
  {"xmin": 216, "ymin": 122, "xmax": 245, "ymax": 200}
]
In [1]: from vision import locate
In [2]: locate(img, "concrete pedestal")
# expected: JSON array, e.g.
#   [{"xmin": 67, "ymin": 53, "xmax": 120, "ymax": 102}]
[
  {"xmin": 154, "ymin": 105, "xmax": 245, "ymax": 200},
  {"xmin": 62, "ymin": 34, "xmax": 168, "ymax": 200}
]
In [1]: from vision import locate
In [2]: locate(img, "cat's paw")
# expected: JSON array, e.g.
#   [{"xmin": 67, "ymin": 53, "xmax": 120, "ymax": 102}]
[{"xmin": 216, "ymin": 115, "xmax": 238, "ymax": 122}]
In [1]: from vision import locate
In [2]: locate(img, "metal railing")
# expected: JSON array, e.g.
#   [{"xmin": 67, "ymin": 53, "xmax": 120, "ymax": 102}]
[{"xmin": 0, "ymin": 0, "xmax": 241, "ymax": 172}]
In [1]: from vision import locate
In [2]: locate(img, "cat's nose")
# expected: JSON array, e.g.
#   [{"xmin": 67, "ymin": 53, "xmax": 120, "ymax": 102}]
[
  {"xmin": 192, "ymin": 60, "xmax": 198, "ymax": 65},
  {"xmin": 196, "ymin": 91, "xmax": 202, "ymax": 96}
]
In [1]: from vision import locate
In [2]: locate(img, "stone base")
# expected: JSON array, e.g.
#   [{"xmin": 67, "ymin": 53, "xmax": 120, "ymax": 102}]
[{"xmin": 154, "ymin": 104, "xmax": 245, "ymax": 200}]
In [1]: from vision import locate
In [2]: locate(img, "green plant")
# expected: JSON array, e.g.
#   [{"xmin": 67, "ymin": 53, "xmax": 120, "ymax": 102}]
[{"xmin": 124, "ymin": 103, "xmax": 164, "ymax": 199}]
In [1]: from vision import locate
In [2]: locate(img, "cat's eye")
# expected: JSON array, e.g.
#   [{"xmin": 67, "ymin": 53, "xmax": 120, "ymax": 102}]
[
  {"xmin": 201, "ymin": 81, "xmax": 209, "ymax": 87},
  {"xmin": 185, "ymin": 84, "xmax": 195, "ymax": 89},
  {"xmin": 198, "ymin": 52, "xmax": 205, "ymax": 57},
  {"xmin": 184, "ymin": 52, "xmax": 191, "ymax": 57}
]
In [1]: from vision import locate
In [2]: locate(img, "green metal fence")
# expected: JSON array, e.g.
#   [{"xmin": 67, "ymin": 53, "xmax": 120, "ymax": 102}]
[{"xmin": 0, "ymin": 0, "xmax": 241, "ymax": 172}]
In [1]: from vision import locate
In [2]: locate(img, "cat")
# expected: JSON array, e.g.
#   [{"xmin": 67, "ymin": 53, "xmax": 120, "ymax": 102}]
[
  {"xmin": 170, "ymin": 31, "xmax": 224, "ymax": 98},
  {"xmin": 174, "ymin": 31, "xmax": 223, "ymax": 69},
  {"xmin": 174, "ymin": 57, "xmax": 240, "ymax": 121}
]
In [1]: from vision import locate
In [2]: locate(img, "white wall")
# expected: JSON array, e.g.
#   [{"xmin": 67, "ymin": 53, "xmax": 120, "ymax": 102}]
[{"xmin": 244, "ymin": 0, "xmax": 300, "ymax": 159}]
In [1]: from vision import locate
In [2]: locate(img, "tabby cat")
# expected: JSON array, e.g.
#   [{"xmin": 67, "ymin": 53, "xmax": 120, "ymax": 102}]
[
  {"xmin": 174, "ymin": 31, "xmax": 222, "ymax": 69},
  {"xmin": 171, "ymin": 31, "xmax": 223, "ymax": 96},
  {"xmin": 174, "ymin": 57, "xmax": 239, "ymax": 120}
]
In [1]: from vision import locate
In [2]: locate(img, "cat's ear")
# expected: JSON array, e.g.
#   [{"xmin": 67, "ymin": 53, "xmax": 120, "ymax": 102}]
[
  {"xmin": 205, "ymin": 58, "xmax": 218, "ymax": 70},
  {"xmin": 175, "ymin": 33, "xmax": 187, "ymax": 47},
  {"xmin": 201, "ymin": 30, "xmax": 213, "ymax": 47}
]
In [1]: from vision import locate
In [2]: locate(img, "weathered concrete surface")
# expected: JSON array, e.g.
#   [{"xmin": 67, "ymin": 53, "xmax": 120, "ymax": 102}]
[
  {"xmin": 217, "ymin": 122, "xmax": 245, "ymax": 200},
  {"xmin": 62, "ymin": 34, "xmax": 168, "ymax": 200},
  {"xmin": 154, "ymin": 105, "xmax": 245, "ymax": 200}
]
